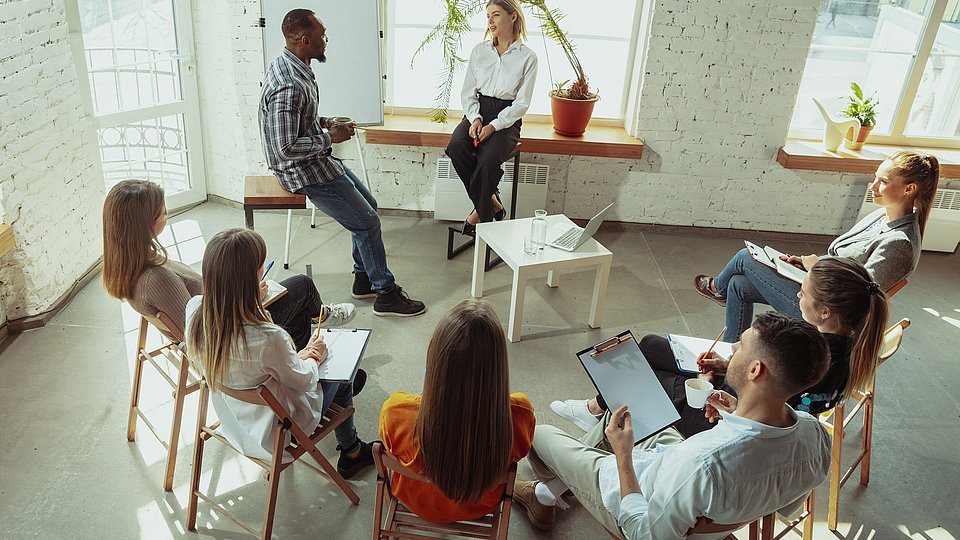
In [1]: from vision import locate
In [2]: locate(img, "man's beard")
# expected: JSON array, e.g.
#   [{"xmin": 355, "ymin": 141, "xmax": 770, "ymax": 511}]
[{"xmin": 317, "ymin": 54, "xmax": 326, "ymax": 63}]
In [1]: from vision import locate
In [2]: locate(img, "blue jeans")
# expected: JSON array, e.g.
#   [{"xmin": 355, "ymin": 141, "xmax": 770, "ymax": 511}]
[
  {"xmin": 297, "ymin": 167, "xmax": 396, "ymax": 294},
  {"xmin": 714, "ymin": 248, "xmax": 802, "ymax": 342},
  {"xmin": 319, "ymin": 380, "xmax": 359, "ymax": 451}
]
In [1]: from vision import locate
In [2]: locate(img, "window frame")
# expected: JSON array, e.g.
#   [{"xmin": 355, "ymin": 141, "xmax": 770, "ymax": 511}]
[
  {"xmin": 789, "ymin": 0, "xmax": 959, "ymax": 149},
  {"xmin": 381, "ymin": 0, "xmax": 643, "ymax": 125}
]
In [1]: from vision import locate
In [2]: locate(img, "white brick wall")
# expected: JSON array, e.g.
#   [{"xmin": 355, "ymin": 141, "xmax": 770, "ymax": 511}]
[
  {"xmin": 193, "ymin": 0, "xmax": 957, "ymax": 235},
  {"xmin": 0, "ymin": 0, "xmax": 105, "ymax": 325},
  {"xmin": 192, "ymin": 0, "xmax": 270, "ymax": 202}
]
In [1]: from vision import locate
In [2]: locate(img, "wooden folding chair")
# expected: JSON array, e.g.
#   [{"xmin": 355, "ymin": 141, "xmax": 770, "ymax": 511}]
[
  {"xmin": 126, "ymin": 311, "xmax": 200, "ymax": 491},
  {"xmin": 372, "ymin": 442, "xmax": 515, "ymax": 540},
  {"xmin": 816, "ymin": 318, "xmax": 910, "ymax": 531},
  {"xmin": 186, "ymin": 380, "xmax": 360, "ymax": 539},
  {"xmin": 746, "ymin": 492, "xmax": 815, "ymax": 540},
  {"xmin": 605, "ymin": 517, "xmax": 746, "ymax": 539},
  {"xmin": 885, "ymin": 277, "xmax": 907, "ymax": 298}
]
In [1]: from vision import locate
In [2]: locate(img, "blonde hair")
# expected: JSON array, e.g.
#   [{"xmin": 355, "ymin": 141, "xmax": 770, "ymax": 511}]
[
  {"xmin": 415, "ymin": 299, "xmax": 512, "ymax": 503},
  {"xmin": 187, "ymin": 228, "xmax": 271, "ymax": 391},
  {"xmin": 888, "ymin": 150, "xmax": 940, "ymax": 237},
  {"xmin": 102, "ymin": 180, "xmax": 167, "ymax": 299},
  {"xmin": 808, "ymin": 257, "xmax": 888, "ymax": 398},
  {"xmin": 485, "ymin": 0, "xmax": 527, "ymax": 42}
]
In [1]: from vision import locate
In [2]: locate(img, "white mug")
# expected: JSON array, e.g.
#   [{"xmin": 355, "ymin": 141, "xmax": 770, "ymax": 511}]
[{"xmin": 685, "ymin": 378, "xmax": 717, "ymax": 409}]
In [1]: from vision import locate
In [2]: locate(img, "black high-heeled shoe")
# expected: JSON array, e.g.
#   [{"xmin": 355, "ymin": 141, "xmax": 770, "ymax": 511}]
[
  {"xmin": 461, "ymin": 220, "xmax": 476, "ymax": 236},
  {"xmin": 493, "ymin": 192, "xmax": 506, "ymax": 221}
]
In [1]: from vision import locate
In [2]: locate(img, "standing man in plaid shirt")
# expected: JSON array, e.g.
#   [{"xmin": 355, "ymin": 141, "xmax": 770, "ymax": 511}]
[{"xmin": 259, "ymin": 9, "xmax": 425, "ymax": 317}]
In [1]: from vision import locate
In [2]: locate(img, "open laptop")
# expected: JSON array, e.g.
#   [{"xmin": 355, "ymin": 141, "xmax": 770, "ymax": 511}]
[{"xmin": 546, "ymin": 202, "xmax": 614, "ymax": 251}]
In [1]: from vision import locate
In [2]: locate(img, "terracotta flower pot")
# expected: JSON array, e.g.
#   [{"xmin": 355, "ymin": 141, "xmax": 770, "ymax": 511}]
[
  {"xmin": 550, "ymin": 93, "xmax": 599, "ymax": 137},
  {"xmin": 843, "ymin": 125, "xmax": 873, "ymax": 152}
]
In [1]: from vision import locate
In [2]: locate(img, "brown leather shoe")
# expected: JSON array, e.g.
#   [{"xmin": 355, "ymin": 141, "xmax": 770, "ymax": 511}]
[{"xmin": 513, "ymin": 480, "xmax": 555, "ymax": 531}]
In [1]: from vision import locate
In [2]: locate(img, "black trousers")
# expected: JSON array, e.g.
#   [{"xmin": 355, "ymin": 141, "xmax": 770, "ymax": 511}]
[
  {"xmin": 594, "ymin": 334, "xmax": 731, "ymax": 438},
  {"xmin": 265, "ymin": 274, "xmax": 324, "ymax": 351},
  {"xmin": 445, "ymin": 95, "xmax": 521, "ymax": 223}
]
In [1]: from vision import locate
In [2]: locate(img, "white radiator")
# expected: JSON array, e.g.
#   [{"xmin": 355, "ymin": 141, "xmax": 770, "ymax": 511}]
[
  {"xmin": 433, "ymin": 158, "xmax": 549, "ymax": 221},
  {"xmin": 856, "ymin": 187, "xmax": 960, "ymax": 252}
]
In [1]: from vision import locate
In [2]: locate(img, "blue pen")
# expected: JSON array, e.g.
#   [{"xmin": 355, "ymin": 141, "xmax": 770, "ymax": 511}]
[{"xmin": 263, "ymin": 260, "xmax": 275, "ymax": 281}]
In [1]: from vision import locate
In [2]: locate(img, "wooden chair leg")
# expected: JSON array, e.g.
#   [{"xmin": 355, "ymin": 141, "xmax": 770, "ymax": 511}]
[
  {"xmin": 186, "ymin": 385, "xmax": 209, "ymax": 532},
  {"xmin": 162, "ymin": 353, "xmax": 192, "ymax": 491},
  {"xmin": 261, "ymin": 425, "xmax": 287, "ymax": 540},
  {"xmin": 828, "ymin": 402, "xmax": 844, "ymax": 531},
  {"xmin": 749, "ymin": 519, "xmax": 759, "ymax": 540},
  {"xmin": 372, "ymin": 477, "xmax": 385, "ymax": 540},
  {"xmin": 126, "ymin": 318, "xmax": 150, "ymax": 441},
  {"xmin": 802, "ymin": 491, "xmax": 815, "ymax": 540},
  {"xmin": 760, "ymin": 514, "xmax": 774, "ymax": 540},
  {"xmin": 860, "ymin": 393, "xmax": 874, "ymax": 486}
]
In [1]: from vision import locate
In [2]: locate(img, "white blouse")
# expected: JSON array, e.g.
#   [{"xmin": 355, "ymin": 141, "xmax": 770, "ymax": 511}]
[
  {"xmin": 461, "ymin": 40, "xmax": 538, "ymax": 131},
  {"xmin": 185, "ymin": 296, "xmax": 323, "ymax": 462}
]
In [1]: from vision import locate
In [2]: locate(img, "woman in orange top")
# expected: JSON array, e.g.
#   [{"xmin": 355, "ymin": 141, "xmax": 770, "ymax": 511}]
[{"xmin": 378, "ymin": 299, "xmax": 535, "ymax": 522}]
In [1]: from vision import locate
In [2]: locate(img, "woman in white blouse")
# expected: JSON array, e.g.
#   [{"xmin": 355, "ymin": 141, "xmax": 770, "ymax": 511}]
[
  {"xmin": 445, "ymin": 0, "xmax": 538, "ymax": 235},
  {"xmin": 186, "ymin": 228, "xmax": 375, "ymax": 478}
]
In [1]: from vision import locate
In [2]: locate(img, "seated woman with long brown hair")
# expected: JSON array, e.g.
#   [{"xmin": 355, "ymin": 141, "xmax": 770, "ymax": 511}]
[
  {"xmin": 553, "ymin": 257, "xmax": 888, "ymax": 438},
  {"xmin": 102, "ymin": 179, "xmax": 355, "ymax": 346},
  {"xmin": 378, "ymin": 299, "xmax": 535, "ymax": 522},
  {"xmin": 186, "ymin": 228, "xmax": 374, "ymax": 476}
]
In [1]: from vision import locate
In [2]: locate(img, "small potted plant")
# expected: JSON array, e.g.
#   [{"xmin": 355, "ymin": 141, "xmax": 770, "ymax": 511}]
[{"xmin": 841, "ymin": 82, "xmax": 878, "ymax": 151}]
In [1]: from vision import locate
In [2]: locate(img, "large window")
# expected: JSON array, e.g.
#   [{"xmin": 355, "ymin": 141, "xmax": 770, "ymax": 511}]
[
  {"xmin": 383, "ymin": 0, "xmax": 640, "ymax": 121},
  {"xmin": 790, "ymin": 0, "xmax": 960, "ymax": 147}
]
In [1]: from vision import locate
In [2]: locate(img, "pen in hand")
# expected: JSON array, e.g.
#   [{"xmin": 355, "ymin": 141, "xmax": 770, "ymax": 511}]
[{"xmin": 262, "ymin": 260, "xmax": 275, "ymax": 281}]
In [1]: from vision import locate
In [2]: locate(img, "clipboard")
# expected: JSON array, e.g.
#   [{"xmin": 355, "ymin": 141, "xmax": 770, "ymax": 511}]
[
  {"xmin": 667, "ymin": 333, "xmax": 735, "ymax": 374},
  {"xmin": 576, "ymin": 331, "xmax": 681, "ymax": 444},
  {"xmin": 262, "ymin": 279, "xmax": 288, "ymax": 308},
  {"xmin": 316, "ymin": 328, "xmax": 372, "ymax": 382},
  {"xmin": 743, "ymin": 240, "xmax": 806, "ymax": 285}
]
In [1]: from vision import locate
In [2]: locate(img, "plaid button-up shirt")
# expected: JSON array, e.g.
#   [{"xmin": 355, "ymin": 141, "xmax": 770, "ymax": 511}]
[{"xmin": 259, "ymin": 48, "xmax": 345, "ymax": 192}]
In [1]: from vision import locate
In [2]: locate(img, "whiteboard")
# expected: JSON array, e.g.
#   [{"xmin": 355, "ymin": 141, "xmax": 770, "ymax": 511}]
[{"xmin": 261, "ymin": 0, "xmax": 384, "ymax": 126}]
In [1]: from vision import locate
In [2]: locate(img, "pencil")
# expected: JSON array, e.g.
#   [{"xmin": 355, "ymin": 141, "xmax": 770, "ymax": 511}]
[
  {"xmin": 315, "ymin": 307, "xmax": 322, "ymax": 340},
  {"xmin": 703, "ymin": 326, "xmax": 727, "ymax": 359}
]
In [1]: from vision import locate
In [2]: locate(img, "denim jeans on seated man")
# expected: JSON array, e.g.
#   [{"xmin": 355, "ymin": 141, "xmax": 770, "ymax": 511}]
[
  {"xmin": 714, "ymin": 248, "xmax": 802, "ymax": 342},
  {"xmin": 297, "ymin": 167, "xmax": 395, "ymax": 293}
]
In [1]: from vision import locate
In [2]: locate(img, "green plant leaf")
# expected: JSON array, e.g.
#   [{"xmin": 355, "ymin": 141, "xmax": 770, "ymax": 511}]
[{"xmin": 851, "ymin": 81, "xmax": 863, "ymax": 100}]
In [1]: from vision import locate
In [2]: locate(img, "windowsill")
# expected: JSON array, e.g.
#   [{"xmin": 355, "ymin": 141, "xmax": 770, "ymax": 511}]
[
  {"xmin": 363, "ymin": 115, "xmax": 643, "ymax": 159},
  {"xmin": 777, "ymin": 140, "xmax": 960, "ymax": 179},
  {"xmin": 0, "ymin": 224, "xmax": 15, "ymax": 257}
]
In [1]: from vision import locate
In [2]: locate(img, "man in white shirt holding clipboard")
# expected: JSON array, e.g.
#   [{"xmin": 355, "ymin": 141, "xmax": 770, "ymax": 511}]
[{"xmin": 513, "ymin": 313, "xmax": 832, "ymax": 539}]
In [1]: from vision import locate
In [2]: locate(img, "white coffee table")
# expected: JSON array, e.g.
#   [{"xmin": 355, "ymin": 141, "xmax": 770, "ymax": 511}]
[{"xmin": 472, "ymin": 215, "xmax": 613, "ymax": 342}]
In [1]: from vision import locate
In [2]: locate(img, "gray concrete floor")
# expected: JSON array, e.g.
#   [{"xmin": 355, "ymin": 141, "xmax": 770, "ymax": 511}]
[{"xmin": 1, "ymin": 201, "xmax": 958, "ymax": 539}]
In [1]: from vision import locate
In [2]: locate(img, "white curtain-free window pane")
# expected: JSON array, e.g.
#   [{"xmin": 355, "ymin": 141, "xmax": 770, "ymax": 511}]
[
  {"xmin": 98, "ymin": 114, "xmax": 191, "ymax": 196},
  {"xmin": 387, "ymin": 0, "xmax": 638, "ymax": 119},
  {"xmin": 792, "ymin": 0, "xmax": 933, "ymax": 133},
  {"xmin": 791, "ymin": 50, "xmax": 911, "ymax": 133},
  {"xmin": 905, "ymin": 11, "xmax": 960, "ymax": 137}
]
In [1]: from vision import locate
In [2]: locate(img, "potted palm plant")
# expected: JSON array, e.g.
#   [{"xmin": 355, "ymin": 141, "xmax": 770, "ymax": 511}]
[
  {"xmin": 413, "ymin": 0, "xmax": 598, "ymax": 136},
  {"xmin": 841, "ymin": 82, "xmax": 879, "ymax": 151}
]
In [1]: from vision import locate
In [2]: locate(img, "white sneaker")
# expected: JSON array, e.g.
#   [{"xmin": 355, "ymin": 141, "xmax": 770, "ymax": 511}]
[
  {"xmin": 550, "ymin": 399, "xmax": 602, "ymax": 432},
  {"xmin": 322, "ymin": 303, "xmax": 357, "ymax": 327}
]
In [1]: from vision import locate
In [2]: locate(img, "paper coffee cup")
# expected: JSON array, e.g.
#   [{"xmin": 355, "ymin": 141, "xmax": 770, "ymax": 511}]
[
  {"xmin": 685, "ymin": 378, "xmax": 716, "ymax": 409},
  {"xmin": 331, "ymin": 116, "xmax": 353, "ymax": 126}
]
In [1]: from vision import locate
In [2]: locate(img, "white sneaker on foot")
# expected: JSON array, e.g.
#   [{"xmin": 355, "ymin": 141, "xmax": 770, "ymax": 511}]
[
  {"xmin": 322, "ymin": 303, "xmax": 357, "ymax": 327},
  {"xmin": 550, "ymin": 399, "xmax": 602, "ymax": 432}
]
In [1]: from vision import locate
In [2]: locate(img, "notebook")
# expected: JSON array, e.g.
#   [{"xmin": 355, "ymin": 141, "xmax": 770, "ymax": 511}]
[
  {"xmin": 576, "ymin": 331, "xmax": 681, "ymax": 444},
  {"xmin": 546, "ymin": 202, "xmax": 614, "ymax": 252},
  {"xmin": 743, "ymin": 240, "xmax": 807, "ymax": 285},
  {"xmin": 667, "ymin": 334, "xmax": 736, "ymax": 374},
  {"xmin": 315, "ymin": 328, "xmax": 372, "ymax": 382}
]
